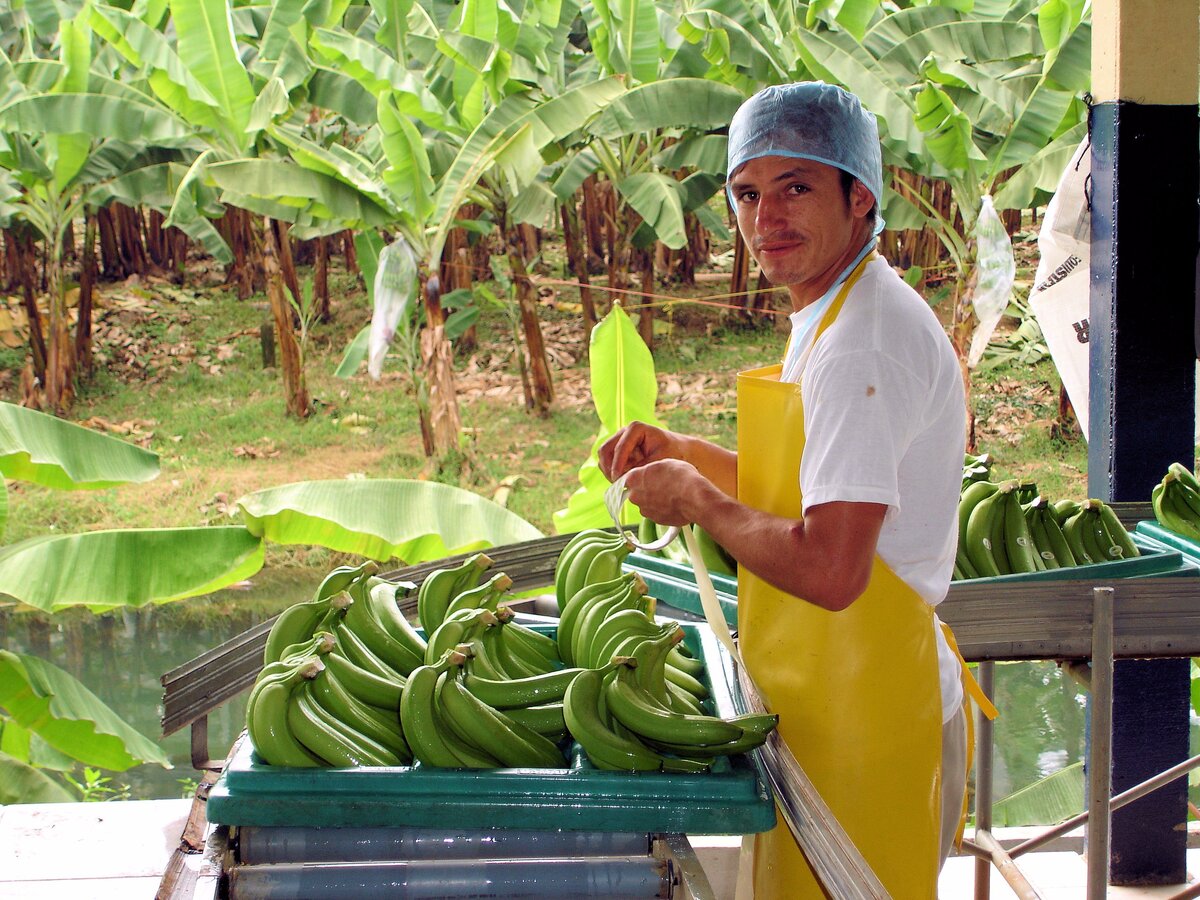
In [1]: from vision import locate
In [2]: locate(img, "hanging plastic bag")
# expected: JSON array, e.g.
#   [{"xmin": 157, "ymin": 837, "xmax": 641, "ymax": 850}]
[
  {"xmin": 367, "ymin": 237, "xmax": 418, "ymax": 380},
  {"xmin": 1028, "ymin": 137, "xmax": 1091, "ymax": 439},
  {"xmin": 967, "ymin": 195, "xmax": 1017, "ymax": 367}
]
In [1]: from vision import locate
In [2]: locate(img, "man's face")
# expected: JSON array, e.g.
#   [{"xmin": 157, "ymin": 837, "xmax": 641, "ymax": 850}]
[{"xmin": 728, "ymin": 155, "xmax": 874, "ymax": 304}]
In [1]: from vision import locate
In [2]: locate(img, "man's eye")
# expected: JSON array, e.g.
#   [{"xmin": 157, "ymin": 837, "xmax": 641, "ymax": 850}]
[
  {"xmin": 737, "ymin": 191, "xmax": 757, "ymax": 203},
  {"xmin": 788, "ymin": 183, "xmax": 810, "ymax": 194}
]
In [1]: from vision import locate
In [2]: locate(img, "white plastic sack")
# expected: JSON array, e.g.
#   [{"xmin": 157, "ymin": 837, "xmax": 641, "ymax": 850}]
[
  {"xmin": 1028, "ymin": 138, "xmax": 1091, "ymax": 439},
  {"xmin": 967, "ymin": 195, "xmax": 1017, "ymax": 367},
  {"xmin": 368, "ymin": 237, "xmax": 418, "ymax": 380}
]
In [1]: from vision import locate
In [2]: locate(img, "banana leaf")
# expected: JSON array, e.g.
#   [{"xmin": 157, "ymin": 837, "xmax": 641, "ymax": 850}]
[
  {"xmin": 992, "ymin": 760, "xmax": 1084, "ymax": 827},
  {"xmin": 167, "ymin": 0, "xmax": 256, "ymax": 148},
  {"xmin": 617, "ymin": 171, "xmax": 686, "ymax": 249},
  {"xmin": 553, "ymin": 305, "xmax": 663, "ymax": 533},
  {"xmin": 0, "ymin": 527, "xmax": 264, "ymax": 613},
  {"xmin": 992, "ymin": 121, "xmax": 1086, "ymax": 211},
  {"xmin": 0, "ymin": 93, "xmax": 195, "ymax": 148},
  {"xmin": 0, "ymin": 402, "xmax": 159, "ymax": 490},
  {"xmin": 0, "ymin": 651, "xmax": 169, "ymax": 770},
  {"xmin": 236, "ymin": 479, "xmax": 545, "ymax": 563},
  {"xmin": 587, "ymin": 78, "xmax": 744, "ymax": 140},
  {"xmin": 0, "ymin": 751, "xmax": 75, "ymax": 804},
  {"xmin": 206, "ymin": 159, "xmax": 394, "ymax": 227}
]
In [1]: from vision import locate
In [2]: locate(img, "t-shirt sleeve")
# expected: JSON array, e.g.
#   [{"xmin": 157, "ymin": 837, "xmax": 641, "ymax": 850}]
[{"xmin": 799, "ymin": 347, "xmax": 925, "ymax": 515}]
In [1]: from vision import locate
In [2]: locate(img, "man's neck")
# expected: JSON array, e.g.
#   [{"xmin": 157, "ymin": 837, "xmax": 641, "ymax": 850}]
[{"xmin": 786, "ymin": 226, "xmax": 875, "ymax": 312}]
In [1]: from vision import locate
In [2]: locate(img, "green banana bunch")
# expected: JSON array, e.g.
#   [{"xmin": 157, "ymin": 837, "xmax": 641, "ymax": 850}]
[
  {"xmin": 962, "ymin": 451, "xmax": 993, "ymax": 490},
  {"xmin": 1152, "ymin": 465, "xmax": 1200, "ymax": 541},
  {"xmin": 558, "ymin": 572, "xmax": 648, "ymax": 666},
  {"xmin": 437, "ymin": 668, "xmax": 566, "ymax": 768},
  {"xmin": 1051, "ymin": 499, "xmax": 1081, "ymax": 527},
  {"xmin": 340, "ymin": 576, "xmax": 426, "ymax": 677},
  {"xmin": 287, "ymin": 678, "xmax": 403, "ymax": 767},
  {"xmin": 399, "ymin": 651, "xmax": 495, "ymax": 768},
  {"xmin": 262, "ymin": 588, "xmax": 353, "ymax": 666},
  {"xmin": 416, "ymin": 552, "xmax": 494, "ymax": 632},
  {"xmin": 1063, "ymin": 500, "xmax": 1141, "ymax": 564},
  {"xmin": 955, "ymin": 480, "xmax": 999, "ymax": 580},
  {"xmin": 586, "ymin": 608, "xmax": 673, "ymax": 670},
  {"xmin": 246, "ymin": 656, "xmax": 326, "ymax": 767},
  {"xmin": 313, "ymin": 561, "xmax": 380, "ymax": 603},
  {"xmin": 563, "ymin": 664, "xmax": 670, "ymax": 772},
  {"xmin": 962, "ymin": 481, "xmax": 1012, "ymax": 577},
  {"xmin": 571, "ymin": 577, "xmax": 655, "ymax": 670},
  {"xmin": 497, "ymin": 618, "xmax": 561, "ymax": 672},
  {"xmin": 1023, "ymin": 497, "xmax": 1077, "ymax": 570},
  {"xmin": 553, "ymin": 529, "xmax": 635, "ymax": 611},
  {"xmin": 308, "ymin": 664, "xmax": 412, "ymax": 764}
]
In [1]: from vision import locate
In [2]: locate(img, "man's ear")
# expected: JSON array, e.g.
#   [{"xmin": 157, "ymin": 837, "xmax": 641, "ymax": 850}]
[{"xmin": 849, "ymin": 178, "xmax": 874, "ymax": 220}]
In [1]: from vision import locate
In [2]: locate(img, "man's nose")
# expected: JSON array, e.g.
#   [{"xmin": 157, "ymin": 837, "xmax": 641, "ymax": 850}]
[{"xmin": 754, "ymin": 192, "xmax": 787, "ymax": 232}]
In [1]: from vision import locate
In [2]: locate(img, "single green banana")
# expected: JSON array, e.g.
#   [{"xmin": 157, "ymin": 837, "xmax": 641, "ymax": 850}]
[
  {"xmin": 1094, "ymin": 499, "xmax": 1141, "ymax": 560},
  {"xmin": 288, "ymin": 681, "xmax": 397, "ymax": 767},
  {"xmin": 637, "ymin": 516, "xmax": 660, "ymax": 554},
  {"xmin": 459, "ymin": 637, "xmax": 511, "ymax": 681},
  {"xmin": 958, "ymin": 480, "xmax": 999, "ymax": 555},
  {"xmin": 481, "ymin": 623, "xmax": 539, "ymax": 679},
  {"xmin": 1002, "ymin": 488, "xmax": 1040, "ymax": 574},
  {"xmin": 322, "ymin": 650, "xmax": 405, "ymax": 711},
  {"xmin": 246, "ymin": 659, "xmax": 325, "ymax": 767},
  {"xmin": 693, "ymin": 525, "xmax": 736, "ymax": 576},
  {"xmin": 313, "ymin": 561, "xmax": 380, "ymax": 603},
  {"xmin": 439, "ymin": 671, "xmax": 565, "ymax": 768},
  {"xmin": 262, "ymin": 593, "xmax": 343, "ymax": 666},
  {"xmin": 1024, "ymin": 503, "xmax": 1063, "ymax": 570},
  {"xmin": 645, "ymin": 713, "xmax": 779, "ymax": 759},
  {"xmin": 605, "ymin": 662, "xmax": 742, "ymax": 746},
  {"xmin": 630, "ymin": 628, "xmax": 684, "ymax": 705},
  {"xmin": 1051, "ymin": 499, "xmax": 1082, "ymax": 526},
  {"xmin": 366, "ymin": 580, "xmax": 429, "ymax": 664},
  {"xmin": 665, "ymin": 660, "xmax": 710, "ymax": 700},
  {"xmin": 502, "ymin": 703, "xmax": 568, "ymax": 740},
  {"xmin": 667, "ymin": 645, "xmax": 705, "ymax": 677},
  {"xmin": 497, "ymin": 619, "xmax": 561, "ymax": 670},
  {"xmin": 417, "ymin": 552, "xmax": 493, "ymax": 631},
  {"xmin": 1169, "ymin": 462, "xmax": 1200, "ymax": 493},
  {"xmin": 563, "ymin": 666, "xmax": 666, "ymax": 772},
  {"xmin": 556, "ymin": 572, "xmax": 639, "ymax": 665},
  {"xmin": 963, "ymin": 486, "xmax": 1006, "ymax": 578},
  {"xmin": 443, "ymin": 572, "xmax": 514, "ymax": 620},
  {"xmin": 463, "ymin": 667, "xmax": 583, "ymax": 709},
  {"xmin": 309, "ymin": 666, "xmax": 412, "ymax": 763},
  {"xmin": 1170, "ymin": 475, "xmax": 1200, "ymax": 522}
]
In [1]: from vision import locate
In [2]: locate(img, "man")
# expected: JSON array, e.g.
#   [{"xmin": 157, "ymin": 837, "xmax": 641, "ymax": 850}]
[{"xmin": 599, "ymin": 82, "xmax": 971, "ymax": 898}]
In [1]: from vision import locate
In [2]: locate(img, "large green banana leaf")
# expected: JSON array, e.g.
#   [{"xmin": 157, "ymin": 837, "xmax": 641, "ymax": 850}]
[
  {"xmin": 992, "ymin": 760, "xmax": 1084, "ymax": 827},
  {"xmin": 51, "ymin": 9, "xmax": 92, "ymax": 189},
  {"xmin": 0, "ymin": 402, "xmax": 159, "ymax": 490},
  {"xmin": 587, "ymin": 78, "xmax": 744, "ymax": 140},
  {"xmin": 553, "ymin": 305, "xmax": 663, "ymax": 533},
  {"xmin": 0, "ymin": 751, "xmax": 75, "ymax": 804},
  {"xmin": 206, "ymin": 159, "xmax": 394, "ymax": 227},
  {"xmin": 0, "ymin": 527, "xmax": 264, "ymax": 613},
  {"xmin": 0, "ymin": 94, "xmax": 195, "ymax": 148},
  {"xmin": 236, "ymin": 480, "xmax": 545, "ymax": 563},
  {"xmin": 992, "ymin": 121, "xmax": 1086, "ymax": 211},
  {"xmin": 618, "ymin": 171, "xmax": 686, "ymax": 249},
  {"xmin": 0, "ymin": 651, "xmax": 169, "ymax": 770},
  {"xmin": 168, "ymin": 0, "xmax": 256, "ymax": 149}
]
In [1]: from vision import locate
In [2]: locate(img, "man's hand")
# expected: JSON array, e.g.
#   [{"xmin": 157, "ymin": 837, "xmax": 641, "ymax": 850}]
[
  {"xmin": 620, "ymin": 459, "xmax": 712, "ymax": 527},
  {"xmin": 598, "ymin": 422, "xmax": 688, "ymax": 482}
]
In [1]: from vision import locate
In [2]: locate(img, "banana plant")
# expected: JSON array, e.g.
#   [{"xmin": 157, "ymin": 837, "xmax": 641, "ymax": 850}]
[
  {"xmin": 0, "ymin": 7, "xmax": 201, "ymax": 413},
  {"xmin": 0, "ymin": 397, "xmax": 544, "ymax": 803}
]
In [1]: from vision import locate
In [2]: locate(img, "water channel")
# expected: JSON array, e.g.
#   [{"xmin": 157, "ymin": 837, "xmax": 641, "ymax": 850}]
[{"xmin": 0, "ymin": 565, "xmax": 1194, "ymax": 824}]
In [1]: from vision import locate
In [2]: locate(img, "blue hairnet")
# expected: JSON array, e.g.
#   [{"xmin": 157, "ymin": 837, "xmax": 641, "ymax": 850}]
[{"xmin": 726, "ymin": 82, "xmax": 884, "ymax": 232}]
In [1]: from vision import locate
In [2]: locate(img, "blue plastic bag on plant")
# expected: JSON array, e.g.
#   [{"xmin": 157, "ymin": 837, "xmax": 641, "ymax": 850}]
[
  {"xmin": 967, "ymin": 195, "xmax": 1017, "ymax": 367},
  {"xmin": 368, "ymin": 238, "xmax": 418, "ymax": 380}
]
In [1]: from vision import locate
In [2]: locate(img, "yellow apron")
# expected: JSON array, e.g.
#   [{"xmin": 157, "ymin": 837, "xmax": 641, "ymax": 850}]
[{"xmin": 738, "ymin": 257, "xmax": 943, "ymax": 898}]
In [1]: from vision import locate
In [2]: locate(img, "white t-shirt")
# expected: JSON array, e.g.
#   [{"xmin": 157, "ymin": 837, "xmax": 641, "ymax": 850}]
[{"xmin": 784, "ymin": 256, "xmax": 966, "ymax": 722}]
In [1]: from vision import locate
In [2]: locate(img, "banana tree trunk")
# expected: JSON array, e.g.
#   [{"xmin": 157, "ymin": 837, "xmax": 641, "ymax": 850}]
[
  {"xmin": 14, "ymin": 230, "xmax": 47, "ymax": 383},
  {"xmin": 43, "ymin": 242, "xmax": 74, "ymax": 414},
  {"xmin": 115, "ymin": 204, "xmax": 147, "ymax": 276},
  {"xmin": 636, "ymin": 245, "xmax": 654, "ymax": 350},
  {"xmin": 314, "ymin": 236, "xmax": 330, "ymax": 322},
  {"xmin": 261, "ymin": 218, "xmax": 310, "ymax": 419},
  {"xmin": 75, "ymin": 213, "xmax": 96, "ymax": 378},
  {"xmin": 506, "ymin": 244, "xmax": 554, "ymax": 416},
  {"xmin": 270, "ymin": 219, "xmax": 303, "ymax": 315},
  {"xmin": 418, "ymin": 275, "xmax": 462, "ymax": 460},
  {"xmin": 580, "ymin": 175, "xmax": 606, "ymax": 271},
  {"xmin": 730, "ymin": 228, "xmax": 751, "ymax": 315},
  {"xmin": 559, "ymin": 201, "xmax": 596, "ymax": 331},
  {"xmin": 341, "ymin": 230, "xmax": 358, "ymax": 275},
  {"xmin": 221, "ymin": 207, "xmax": 260, "ymax": 300},
  {"xmin": 96, "ymin": 205, "xmax": 123, "ymax": 279}
]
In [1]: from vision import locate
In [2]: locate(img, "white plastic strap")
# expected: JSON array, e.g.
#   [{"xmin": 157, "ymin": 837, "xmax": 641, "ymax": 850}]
[{"xmin": 603, "ymin": 473, "xmax": 680, "ymax": 552}]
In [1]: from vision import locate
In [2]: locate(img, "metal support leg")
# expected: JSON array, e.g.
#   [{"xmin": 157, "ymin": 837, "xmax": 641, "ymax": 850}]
[
  {"xmin": 1088, "ymin": 587, "xmax": 1115, "ymax": 900},
  {"xmin": 975, "ymin": 661, "xmax": 995, "ymax": 900}
]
